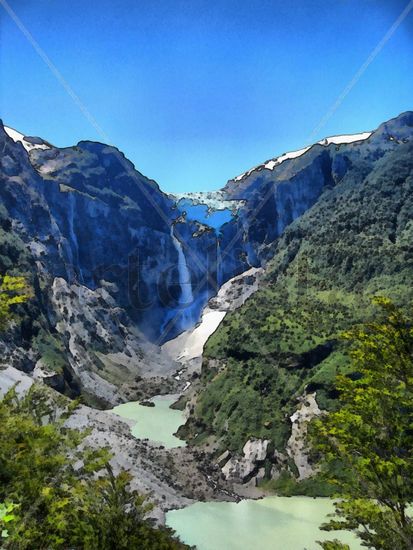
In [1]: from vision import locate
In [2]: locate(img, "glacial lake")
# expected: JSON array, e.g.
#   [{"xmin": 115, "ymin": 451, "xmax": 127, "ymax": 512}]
[
  {"xmin": 111, "ymin": 395, "xmax": 186, "ymax": 448},
  {"xmin": 166, "ymin": 497, "xmax": 362, "ymax": 550},
  {"xmin": 111, "ymin": 397, "xmax": 362, "ymax": 549}
]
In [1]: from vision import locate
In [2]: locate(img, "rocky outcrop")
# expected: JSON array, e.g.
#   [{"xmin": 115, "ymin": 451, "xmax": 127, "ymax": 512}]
[
  {"xmin": 49, "ymin": 277, "xmax": 184, "ymax": 406},
  {"xmin": 220, "ymin": 439, "xmax": 270, "ymax": 484},
  {"xmin": 0, "ymin": 365, "xmax": 34, "ymax": 396},
  {"xmin": 213, "ymin": 394, "xmax": 322, "ymax": 486},
  {"xmin": 287, "ymin": 393, "xmax": 322, "ymax": 480}
]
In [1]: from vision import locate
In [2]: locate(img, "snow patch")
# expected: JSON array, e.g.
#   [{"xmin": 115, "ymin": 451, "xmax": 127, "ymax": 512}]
[
  {"xmin": 4, "ymin": 126, "xmax": 51, "ymax": 152},
  {"xmin": 233, "ymin": 131, "xmax": 372, "ymax": 182},
  {"xmin": 162, "ymin": 267, "xmax": 262, "ymax": 365}
]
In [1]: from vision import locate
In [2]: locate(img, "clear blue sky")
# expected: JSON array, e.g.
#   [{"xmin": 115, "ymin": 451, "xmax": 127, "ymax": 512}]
[{"xmin": 1, "ymin": 0, "xmax": 412, "ymax": 193}]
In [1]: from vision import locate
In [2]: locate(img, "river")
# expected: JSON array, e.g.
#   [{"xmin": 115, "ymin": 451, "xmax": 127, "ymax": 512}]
[{"xmin": 111, "ymin": 395, "xmax": 362, "ymax": 549}]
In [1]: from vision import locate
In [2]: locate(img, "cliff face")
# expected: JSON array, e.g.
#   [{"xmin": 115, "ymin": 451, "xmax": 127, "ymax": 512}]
[
  {"xmin": 222, "ymin": 111, "xmax": 413, "ymax": 261},
  {"xmin": 0, "ymin": 124, "xmax": 250, "ymax": 404},
  {"xmin": 0, "ymin": 126, "xmax": 184, "ymax": 404}
]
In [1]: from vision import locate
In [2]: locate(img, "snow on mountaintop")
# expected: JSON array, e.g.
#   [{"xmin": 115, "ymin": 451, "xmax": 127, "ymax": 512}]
[
  {"xmin": 4, "ymin": 126, "xmax": 51, "ymax": 152},
  {"xmin": 233, "ymin": 131, "xmax": 372, "ymax": 182}
]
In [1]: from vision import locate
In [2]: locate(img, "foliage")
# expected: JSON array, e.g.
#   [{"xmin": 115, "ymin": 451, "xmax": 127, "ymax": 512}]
[
  {"xmin": 185, "ymin": 140, "xmax": 413, "ymax": 466},
  {"xmin": 312, "ymin": 298, "xmax": 413, "ymax": 549},
  {"xmin": 0, "ymin": 275, "xmax": 29, "ymax": 331},
  {"xmin": 0, "ymin": 386, "xmax": 187, "ymax": 549},
  {"xmin": 32, "ymin": 330, "xmax": 68, "ymax": 373},
  {"xmin": 260, "ymin": 470, "xmax": 336, "ymax": 498},
  {"xmin": 317, "ymin": 542, "xmax": 350, "ymax": 550},
  {"xmin": 0, "ymin": 502, "xmax": 17, "ymax": 541},
  {"xmin": 183, "ymin": 283, "xmax": 368, "ymax": 453}
]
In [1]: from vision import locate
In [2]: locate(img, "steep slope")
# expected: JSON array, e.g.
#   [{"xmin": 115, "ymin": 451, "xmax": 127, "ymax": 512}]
[
  {"xmin": 180, "ymin": 112, "xmax": 413, "ymax": 487},
  {"xmin": 222, "ymin": 112, "xmax": 411, "ymax": 259},
  {"xmin": 0, "ymin": 123, "xmax": 251, "ymax": 405},
  {"xmin": 0, "ymin": 125, "xmax": 182, "ymax": 404}
]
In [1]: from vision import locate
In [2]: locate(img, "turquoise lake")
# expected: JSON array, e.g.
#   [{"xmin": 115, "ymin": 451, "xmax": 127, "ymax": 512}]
[
  {"xmin": 111, "ymin": 396, "xmax": 362, "ymax": 549},
  {"xmin": 166, "ymin": 496, "xmax": 362, "ymax": 550},
  {"xmin": 111, "ymin": 395, "xmax": 186, "ymax": 448}
]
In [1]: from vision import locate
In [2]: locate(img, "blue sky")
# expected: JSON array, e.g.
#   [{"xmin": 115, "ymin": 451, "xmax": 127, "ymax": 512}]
[{"xmin": 1, "ymin": 0, "xmax": 412, "ymax": 193}]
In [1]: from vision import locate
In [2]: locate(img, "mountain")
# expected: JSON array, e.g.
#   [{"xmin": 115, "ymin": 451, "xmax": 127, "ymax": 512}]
[
  {"xmin": 178, "ymin": 111, "xmax": 413, "ymax": 488},
  {"xmin": 0, "ymin": 122, "xmax": 254, "ymax": 406},
  {"xmin": 0, "ymin": 111, "xmax": 412, "ymax": 485}
]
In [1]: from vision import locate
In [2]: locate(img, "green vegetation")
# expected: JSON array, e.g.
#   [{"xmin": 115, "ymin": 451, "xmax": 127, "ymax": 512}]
[
  {"xmin": 260, "ymin": 471, "xmax": 336, "ymax": 498},
  {"xmin": 184, "ymin": 283, "xmax": 367, "ymax": 452},
  {"xmin": 0, "ymin": 503, "xmax": 17, "ymax": 542},
  {"xmin": 313, "ymin": 299, "xmax": 413, "ymax": 549},
  {"xmin": 0, "ymin": 275, "xmax": 29, "ymax": 330},
  {"xmin": 32, "ymin": 330, "xmax": 68, "ymax": 373},
  {"xmin": 0, "ymin": 386, "xmax": 187, "ymax": 549},
  {"xmin": 0, "ymin": 271, "xmax": 187, "ymax": 549},
  {"xmin": 183, "ymin": 140, "xmax": 413, "ymax": 482}
]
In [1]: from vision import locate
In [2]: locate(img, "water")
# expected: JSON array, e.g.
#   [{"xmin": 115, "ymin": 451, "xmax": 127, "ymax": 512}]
[
  {"xmin": 170, "ymin": 225, "xmax": 196, "ymax": 332},
  {"xmin": 216, "ymin": 239, "xmax": 222, "ymax": 288},
  {"xmin": 171, "ymin": 226, "xmax": 194, "ymax": 305},
  {"xmin": 111, "ymin": 395, "xmax": 185, "ymax": 448},
  {"xmin": 112, "ymin": 395, "xmax": 362, "ymax": 550},
  {"xmin": 111, "ymin": 397, "xmax": 362, "ymax": 549},
  {"xmin": 166, "ymin": 497, "xmax": 362, "ymax": 550}
]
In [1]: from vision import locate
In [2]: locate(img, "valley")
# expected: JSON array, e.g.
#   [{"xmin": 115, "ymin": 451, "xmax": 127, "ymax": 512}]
[{"xmin": 0, "ymin": 111, "xmax": 412, "ymax": 548}]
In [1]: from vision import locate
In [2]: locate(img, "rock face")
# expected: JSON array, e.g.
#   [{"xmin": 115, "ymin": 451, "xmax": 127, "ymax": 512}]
[
  {"xmin": 287, "ymin": 393, "xmax": 322, "ymax": 480},
  {"xmin": 223, "ymin": 111, "xmax": 413, "ymax": 259},
  {"xmin": 220, "ymin": 439, "xmax": 270, "ymax": 483},
  {"xmin": 49, "ymin": 277, "xmax": 179, "ymax": 405},
  {"xmin": 0, "ymin": 123, "xmax": 250, "ymax": 402}
]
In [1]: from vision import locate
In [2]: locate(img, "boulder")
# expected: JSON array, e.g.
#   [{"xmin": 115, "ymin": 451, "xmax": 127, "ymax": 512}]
[{"xmin": 221, "ymin": 438, "xmax": 270, "ymax": 482}]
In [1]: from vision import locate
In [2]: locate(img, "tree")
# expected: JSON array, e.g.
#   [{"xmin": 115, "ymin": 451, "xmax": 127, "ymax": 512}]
[
  {"xmin": 0, "ymin": 275, "xmax": 29, "ymax": 330},
  {"xmin": 0, "ymin": 386, "xmax": 187, "ymax": 549},
  {"xmin": 312, "ymin": 298, "xmax": 413, "ymax": 549},
  {"xmin": 0, "ymin": 274, "xmax": 187, "ymax": 549}
]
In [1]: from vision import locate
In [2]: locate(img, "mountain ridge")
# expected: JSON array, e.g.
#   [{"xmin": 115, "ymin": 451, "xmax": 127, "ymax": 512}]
[{"xmin": 0, "ymin": 111, "xmax": 411, "ymax": 422}]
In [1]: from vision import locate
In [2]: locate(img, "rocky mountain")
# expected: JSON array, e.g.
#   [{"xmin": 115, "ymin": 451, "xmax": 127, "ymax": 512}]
[
  {"xmin": 0, "ymin": 123, "xmax": 254, "ymax": 405},
  {"xmin": 0, "ymin": 111, "xmax": 411, "ymax": 433}
]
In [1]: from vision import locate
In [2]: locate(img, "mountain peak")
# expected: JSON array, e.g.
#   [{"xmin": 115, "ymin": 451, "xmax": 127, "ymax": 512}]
[{"xmin": 3, "ymin": 125, "xmax": 52, "ymax": 153}]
